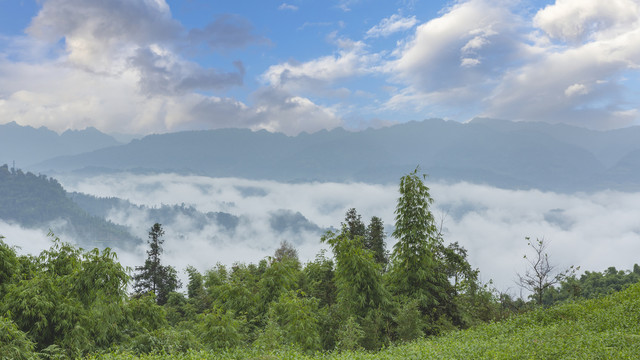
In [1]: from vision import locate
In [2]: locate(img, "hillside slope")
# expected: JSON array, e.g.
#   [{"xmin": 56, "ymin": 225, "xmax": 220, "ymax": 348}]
[
  {"xmin": 0, "ymin": 165, "xmax": 140, "ymax": 249},
  {"xmin": 89, "ymin": 281, "xmax": 640, "ymax": 359}
]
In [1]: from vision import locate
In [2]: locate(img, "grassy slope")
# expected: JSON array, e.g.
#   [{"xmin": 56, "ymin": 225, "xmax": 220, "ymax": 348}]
[{"xmin": 89, "ymin": 282, "xmax": 640, "ymax": 360}]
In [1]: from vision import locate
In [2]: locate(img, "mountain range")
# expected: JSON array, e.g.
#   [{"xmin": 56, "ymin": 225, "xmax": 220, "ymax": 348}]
[
  {"xmin": 4, "ymin": 118, "xmax": 640, "ymax": 192},
  {"xmin": 0, "ymin": 121, "xmax": 122, "ymax": 168}
]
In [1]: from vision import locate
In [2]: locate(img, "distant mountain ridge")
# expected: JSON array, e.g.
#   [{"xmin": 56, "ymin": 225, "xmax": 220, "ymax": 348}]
[
  {"xmin": 25, "ymin": 118, "xmax": 640, "ymax": 191},
  {"xmin": 0, "ymin": 121, "xmax": 121, "ymax": 167}
]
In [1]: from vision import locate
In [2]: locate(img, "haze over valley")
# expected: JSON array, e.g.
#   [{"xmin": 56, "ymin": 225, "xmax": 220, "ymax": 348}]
[{"xmin": 3, "ymin": 120, "xmax": 640, "ymax": 292}]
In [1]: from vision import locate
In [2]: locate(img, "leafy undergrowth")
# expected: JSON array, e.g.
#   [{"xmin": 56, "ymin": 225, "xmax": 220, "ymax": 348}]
[{"xmin": 88, "ymin": 282, "xmax": 640, "ymax": 360}]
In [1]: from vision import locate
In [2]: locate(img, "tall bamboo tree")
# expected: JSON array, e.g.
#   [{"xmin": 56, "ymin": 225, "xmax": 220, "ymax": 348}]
[{"xmin": 388, "ymin": 168, "xmax": 457, "ymax": 330}]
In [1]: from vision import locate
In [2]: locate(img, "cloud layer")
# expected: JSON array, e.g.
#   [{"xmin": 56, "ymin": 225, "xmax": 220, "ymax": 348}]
[
  {"xmin": 3, "ymin": 173, "xmax": 638, "ymax": 295},
  {"xmin": 0, "ymin": 0, "xmax": 339, "ymax": 136},
  {"xmin": 1, "ymin": 0, "xmax": 638, "ymax": 135}
]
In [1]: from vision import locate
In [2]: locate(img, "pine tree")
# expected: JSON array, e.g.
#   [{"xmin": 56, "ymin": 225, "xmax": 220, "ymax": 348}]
[
  {"xmin": 365, "ymin": 216, "xmax": 388, "ymax": 269},
  {"xmin": 343, "ymin": 208, "xmax": 365, "ymax": 239},
  {"xmin": 133, "ymin": 223, "xmax": 180, "ymax": 305}
]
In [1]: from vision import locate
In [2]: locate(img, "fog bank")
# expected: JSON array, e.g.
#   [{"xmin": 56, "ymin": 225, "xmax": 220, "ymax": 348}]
[{"xmin": 3, "ymin": 173, "xmax": 639, "ymax": 295}]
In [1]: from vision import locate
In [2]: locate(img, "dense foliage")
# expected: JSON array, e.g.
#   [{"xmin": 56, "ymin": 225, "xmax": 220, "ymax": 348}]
[
  {"xmin": 544, "ymin": 264, "xmax": 640, "ymax": 305},
  {"xmin": 83, "ymin": 280, "xmax": 640, "ymax": 359}
]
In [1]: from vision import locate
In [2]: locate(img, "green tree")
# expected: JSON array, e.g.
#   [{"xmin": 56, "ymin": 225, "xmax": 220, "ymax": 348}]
[
  {"xmin": 343, "ymin": 208, "xmax": 366, "ymax": 240},
  {"xmin": 323, "ymin": 227, "xmax": 390, "ymax": 320},
  {"xmin": 273, "ymin": 240, "xmax": 299, "ymax": 263},
  {"xmin": 267, "ymin": 290, "xmax": 321, "ymax": 353},
  {"xmin": 185, "ymin": 266, "xmax": 210, "ymax": 313},
  {"xmin": 133, "ymin": 223, "xmax": 180, "ymax": 305},
  {"xmin": 302, "ymin": 250, "xmax": 336, "ymax": 308},
  {"xmin": 365, "ymin": 216, "xmax": 388, "ymax": 269},
  {"xmin": 0, "ymin": 316, "xmax": 37, "ymax": 360},
  {"xmin": 322, "ymin": 227, "xmax": 391, "ymax": 349},
  {"xmin": 258, "ymin": 256, "xmax": 300, "ymax": 313},
  {"xmin": 1, "ymin": 234, "xmax": 130, "ymax": 357},
  {"xmin": 0, "ymin": 236, "xmax": 20, "ymax": 298},
  {"xmin": 388, "ymin": 168, "xmax": 457, "ymax": 330},
  {"xmin": 197, "ymin": 306, "xmax": 245, "ymax": 351}
]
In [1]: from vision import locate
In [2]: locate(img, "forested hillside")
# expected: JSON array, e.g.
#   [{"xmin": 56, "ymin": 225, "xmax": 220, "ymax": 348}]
[
  {"xmin": 1, "ymin": 165, "xmax": 326, "ymax": 251},
  {"xmin": 0, "ymin": 164, "xmax": 140, "ymax": 249},
  {"xmin": 69, "ymin": 192, "xmax": 242, "ymax": 233}
]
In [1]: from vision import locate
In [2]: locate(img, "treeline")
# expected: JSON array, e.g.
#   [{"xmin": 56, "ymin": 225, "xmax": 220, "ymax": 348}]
[
  {"xmin": 68, "ymin": 192, "xmax": 241, "ymax": 233},
  {"xmin": 1, "ymin": 169, "xmax": 639, "ymax": 359},
  {"xmin": 544, "ymin": 264, "xmax": 640, "ymax": 305}
]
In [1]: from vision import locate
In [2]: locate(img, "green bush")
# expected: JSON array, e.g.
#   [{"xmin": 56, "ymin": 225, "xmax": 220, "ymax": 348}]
[{"xmin": 0, "ymin": 316, "xmax": 38, "ymax": 360}]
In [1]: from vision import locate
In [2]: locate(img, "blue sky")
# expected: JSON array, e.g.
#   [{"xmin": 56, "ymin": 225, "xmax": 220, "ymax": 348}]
[{"xmin": 0, "ymin": 0, "xmax": 639, "ymax": 135}]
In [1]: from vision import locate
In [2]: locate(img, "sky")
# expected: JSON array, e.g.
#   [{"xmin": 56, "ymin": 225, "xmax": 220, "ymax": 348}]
[{"xmin": 1, "ymin": 0, "xmax": 639, "ymax": 136}]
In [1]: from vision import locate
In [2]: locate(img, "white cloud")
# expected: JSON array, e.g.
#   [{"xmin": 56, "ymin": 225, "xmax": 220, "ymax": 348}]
[
  {"xmin": 382, "ymin": 0, "xmax": 640, "ymax": 129},
  {"xmin": 278, "ymin": 3, "xmax": 299, "ymax": 11},
  {"xmin": 248, "ymin": 87, "xmax": 342, "ymax": 134},
  {"xmin": 366, "ymin": 14, "xmax": 418, "ymax": 38},
  {"xmin": 26, "ymin": 0, "xmax": 180, "ymax": 72},
  {"xmin": 0, "ymin": 0, "xmax": 343, "ymax": 136},
  {"xmin": 461, "ymin": 58, "xmax": 481, "ymax": 67},
  {"xmin": 261, "ymin": 38, "xmax": 378, "ymax": 95},
  {"xmin": 564, "ymin": 83, "xmax": 589, "ymax": 97},
  {"xmin": 486, "ymin": 27, "xmax": 640, "ymax": 128},
  {"xmin": 337, "ymin": 0, "xmax": 360, "ymax": 12},
  {"xmin": 46, "ymin": 173, "xmax": 640, "ymax": 294},
  {"xmin": 534, "ymin": 0, "xmax": 640, "ymax": 43},
  {"xmin": 2, "ymin": 0, "xmax": 639, "ymax": 135},
  {"xmin": 389, "ymin": 0, "xmax": 522, "ymax": 103}
]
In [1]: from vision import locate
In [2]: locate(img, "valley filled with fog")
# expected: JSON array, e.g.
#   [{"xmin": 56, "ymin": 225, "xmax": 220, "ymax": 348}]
[{"xmin": 3, "ymin": 172, "xmax": 639, "ymax": 295}]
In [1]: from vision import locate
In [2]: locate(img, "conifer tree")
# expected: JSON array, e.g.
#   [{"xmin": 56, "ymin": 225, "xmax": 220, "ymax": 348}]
[
  {"xmin": 343, "ymin": 208, "xmax": 366, "ymax": 239},
  {"xmin": 365, "ymin": 216, "xmax": 388, "ymax": 269},
  {"xmin": 133, "ymin": 223, "xmax": 180, "ymax": 305}
]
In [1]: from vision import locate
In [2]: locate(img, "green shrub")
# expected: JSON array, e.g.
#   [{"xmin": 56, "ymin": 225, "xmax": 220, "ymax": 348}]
[{"xmin": 0, "ymin": 316, "xmax": 38, "ymax": 360}]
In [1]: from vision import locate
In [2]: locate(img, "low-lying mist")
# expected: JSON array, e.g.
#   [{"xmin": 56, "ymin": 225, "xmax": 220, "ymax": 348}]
[{"xmin": 3, "ymin": 172, "xmax": 640, "ymax": 295}]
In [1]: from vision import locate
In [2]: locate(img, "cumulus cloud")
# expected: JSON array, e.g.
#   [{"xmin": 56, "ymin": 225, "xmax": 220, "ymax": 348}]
[
  {"xmin": 129, "ymin": 47, "xmax": 245, "ymax": 95},
  {"xmin": 564, "ymin": 83, "xmax": 589, "ymax": 97},
  {"xmin": 386, "ymin": 0, "xmax": 523, "ymax": 112},
  {"xmin": 26, "ymin": 0, "xmax": 180, "ymax": 71},
  {"xmin": 248, "ymin": 87, "xmax": 342, "ymax": 134},
  {"xmin": 485, "ymin": 27, "xmax": 640, "ymax": 129},
  {"xmin": 383, "ymin": 0, "xmax": 640, "ymax": 129},
  {"xmin": 2, "ymin": 0, "xmax": 639, "ymax": 135},
  {"xmin": 39, "ymin": 173, "xmax": 640, "ymax": 294},
  {"xmin": 534, "ymin": 0, "xmax": 640, "ymax": 43},
  {"xmin": 366, "ymin": 14, "xmax": 418, "ymax": 38},
  {"xmin": 155, "ymin": 86, "xmax": 341, "ymax": 135},
  {"xmin": 261, "ymin": 37, "xmax": 379, "ymax": 97},
  {"xmin": 0, "ymin": 0, "xmax": 345, "ymax": 136}
]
